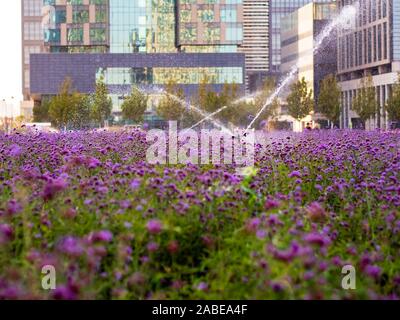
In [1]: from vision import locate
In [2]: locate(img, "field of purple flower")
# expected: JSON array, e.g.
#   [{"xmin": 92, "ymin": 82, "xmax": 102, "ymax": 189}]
[{"xmin": 0, "ymin": 129, "xmax": 399, "ymax": 299}]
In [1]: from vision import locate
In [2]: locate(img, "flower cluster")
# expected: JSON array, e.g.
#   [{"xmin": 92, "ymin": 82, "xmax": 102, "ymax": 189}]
[{"xmin": 0, "ymin": 129, "xmax": 399, "ymax": 299}]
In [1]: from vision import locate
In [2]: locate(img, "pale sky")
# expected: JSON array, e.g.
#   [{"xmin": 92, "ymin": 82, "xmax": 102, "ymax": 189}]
[{"xmin": 0, "ymin": 1, "xmax": 22, "ymax": 102}]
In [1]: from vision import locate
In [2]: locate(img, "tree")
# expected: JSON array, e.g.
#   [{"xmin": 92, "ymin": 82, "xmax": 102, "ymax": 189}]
[
  {"xmin": 386, "ymin": 76, "xmax": 400, "ymax": 122},
  {"xmin": 91, "ymin": 76, "xmax": 112, "ymax": 127},
  {"xmin": 287, "ymin": 77, "xmax": 314, "ymax": 121},
  {"xmin": 156, "ymin": 80, "xmax": 186, "ymax": 122},
  {"xmin": 317, "ymin": 74, "xmax": 341, "ymax": 126},
  {"xmin": 48, "ymin": 77, "xmax": 91, "ymax": 130},
  {"xmin": 121, "ymin": 86, "xmax": 148, "ymax": 123},
  {"xmin": 197, "ymin": 74, "xmax": 221, "ymax": 114},
  {"xmin": 49, "ymin": 77, "xmax": 74, "ymax": 129},
  {"xmin": 33, "ymin": 99, "xmax": 51, "ymax": 122},
  {"xmin": 69, "ymin": 94, "xmax": 92, "ymax": 129},
  {"xmin": 196, "ymin": 75, "xmax": 243, "ymax": 126},
  {"xmin": 352, "ymin": 75, "xmax": 377, "ymax": 126}
]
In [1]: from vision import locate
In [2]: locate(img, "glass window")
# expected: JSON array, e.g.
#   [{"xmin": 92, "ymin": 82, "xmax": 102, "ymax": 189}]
[
  {"xmin": 24, "ymin": 46, "xmax": 41, "ymax": 64},
  {"xmin": 226, "ymin": 26, "xmax": 242, "ymax": 41},
  {"xmin": 198, "ymin": 9, "xmax": 215, "ymax": 23},
  {"xmin": 67, "ymin": 0, "xmax": 84, "ymax": 4},
  {"xmin": 68, "ymin": 28, "xmax": 83, "ymax": 43},
  {"xmin": 55, "ymin": 10, "xmax": 66, "ymax": 24},
  {"xmin": 91, "ymin": 0, "xmax": 107, "ymax": 4},
  {"xmin": 96, "ymin": 9, "xmax": 107, "ymax": 23},
  {"xmin": 73, "ymin": 10, "xmax": 89, "ymax": 24},
  {"xmin": 24, "ymin": 22, "xmax": 42, "ymax": 40},
  {"xmin": 24, "ymin": 0, "xmax": 42, "ymax": 16},
  {"xmin": 44, "ymin": 29, "xmax": 60, "ymax": 43},
  {"xmin": 204, "ymin": 27, "xmax": 220, "ymax": 43},
  {"xmin": 221, "ymin": 8, "xmax": 237, "ymax": 22},
  {"xmin": 90, "ymin": 28, "xmax": 106, "ymax": 43},
  {"xmin": 99, "ymin": 67, "xmax": 243, "ymax": 85}
]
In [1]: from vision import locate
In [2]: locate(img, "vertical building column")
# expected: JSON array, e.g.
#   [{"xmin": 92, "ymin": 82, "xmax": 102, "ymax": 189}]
[
  {"xmin": 340, "ymin": 91, "xmax": 344, "ymax": 128},
  {"xmin": 380, "ymin": 85, "xmax": 385, "ymax": 130},
  {"xmin": 343, "ymin": 90, "xmax": 347, "ymax": 129}
]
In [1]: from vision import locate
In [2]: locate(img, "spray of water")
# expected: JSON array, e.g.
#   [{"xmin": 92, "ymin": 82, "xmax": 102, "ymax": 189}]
[
  {"xmin": 188, "ymin": 105, "xmax": 229, "ymax": 130},
  {"xmin": 150, "ymin": 86, "xmax": 234, "ymax": 133},
  {"xmin": 244, "ymin": 3, "xmax": 357, "ymax": 133}
]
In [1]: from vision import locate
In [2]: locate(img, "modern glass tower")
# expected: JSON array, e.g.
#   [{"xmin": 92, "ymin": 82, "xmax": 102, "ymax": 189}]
[{"xmin": 28, "ymin": 0, "xmax": 246, "ymax": 113}]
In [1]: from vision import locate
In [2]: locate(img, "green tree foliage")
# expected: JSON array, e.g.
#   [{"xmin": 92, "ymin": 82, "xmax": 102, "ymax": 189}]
[
  {"xmin": 33, "ymin": 99, "xmax": 51, "ymax": 122},
  {"xmin": 197, "ymin": 75, "xmax": 222, "ymax": 114},
  {"xmin": 91, "ymin": 76, "xmax": 112, "ymax": 127},
  {"xmin": 156, "ymin": 80, "xmax": 202, "ymax": 128},
  {"xmin": 156, "ymin": 80, "xmax": 186, "ymax": 122},
  {"xmin": 121, "ymin": 86, "xmax": 148, "ymax": 123},
  {"xmin": 386, "ymin": 76, "xmax": 400, "ymax": 122},
  {"xmin": 69, "ymin": 94, "xmax": 92, "ymax": 129},
  {"xmin": 352, "ymin": 74, "xmax": 377, "ymax": 124},
  {"xmin": 49, "ymin": 77, "xmax": 90, "ymax": 130},
  {"xmin": 196, "ymin": 75, "xmax": 246, "ymax": 126},
  {"xmin": 287, "ymin": 77, "xmax": 314, "ymax": 121},
  {"xmin": 317, "ymin": 74, "xmax": 341, "ymax": 125}
]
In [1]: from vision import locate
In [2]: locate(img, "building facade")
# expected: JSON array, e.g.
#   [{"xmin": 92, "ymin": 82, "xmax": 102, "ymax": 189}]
[
  {"xmin": 337, "ymin": 0, "xmax": 396, "ymax": 130},
  {"xmin": 279, "ymin": 2, "xmax": 337, "ymax": 130},
  {"xmin": 28, "ymin": 0, "xmax": 246, "ymax": 114},
  {"xmin": 281, "ymin": 2, "xmax": 337, "ymax": 100},
  {"xmin": 22, "ymin": 0, "xmax": 45, "ymax": 101},
  {"xmin": 269, "ymin": 0, "xmax": 335, "ymax": 77},
  {"xmin": 240, "ymin": 0, "xmax": 269, "ymax": 92}
]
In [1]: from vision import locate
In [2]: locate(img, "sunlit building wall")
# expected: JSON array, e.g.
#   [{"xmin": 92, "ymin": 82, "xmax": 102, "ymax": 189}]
[
  {"xmin": 281, "ymin": 2, "xmax": 337, "ymax": 100},
  {"xmin": 337, "ymin": 0, "xmax": 395, "ymax": 130},
  {"xmin": 269, "ymin": 0, "xmax": 335, "ymax": 77},
  {"xmin": 279, "ymin": 2, "xmax": 337, "ymax": 130}
]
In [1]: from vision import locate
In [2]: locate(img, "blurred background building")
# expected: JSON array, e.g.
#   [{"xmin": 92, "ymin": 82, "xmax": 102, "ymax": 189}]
[
  {"xmin": 337, "ymin": 0, "xmax": 395, "ymax": 130},
  {"xmin": 268, "ymin": 0, "xmax": 335, "ymax": 78},
  {"xmin": 277, "ymin": 1, "xmax": 337, "ymax": 130},
  {"xmin": 24, "ymin": 0, "xmax": 246, "ymax": 119},
  {"xmin": 21, "ymin": 0, "xmax": 45, "ymax": 117}
]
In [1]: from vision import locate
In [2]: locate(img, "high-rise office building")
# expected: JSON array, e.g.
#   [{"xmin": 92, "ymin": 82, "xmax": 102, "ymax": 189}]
[
  {"xmin": 269, "ymin": 0, "xmax": 334, "ymax": 76},
  {"xmin": 337, "ymin": 0, "xmax": 395, "ymax": 130},
  {"xmin": 240, "ymin": 0, "xmax": 269, "ymax": 92},
  {"xmin": 21, "ymin": 0, "xmax": 45, "ymax": 101},
  {"xmin": 28, "ymin": 0, "xmax": 246, "ymax": 114}
]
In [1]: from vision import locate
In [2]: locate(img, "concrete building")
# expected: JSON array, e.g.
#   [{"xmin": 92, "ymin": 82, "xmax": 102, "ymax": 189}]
[
  {"xmin": 279, "ymin": 1, "xmax": 337, "ymax": 130},
  {"xmin": 268, "ymin": 0, "xmax": 335, "ymax": 78},
  {"xmin": 27, "ymin": 0, "xmax": 246, "ymax": 117},
  {"xmin": 337, "ymin": 0, "xmax": 396, "ymax": 130},
  {"xmin": 21, "ymin": 0, "xmax": 45, "ymax": 103}
]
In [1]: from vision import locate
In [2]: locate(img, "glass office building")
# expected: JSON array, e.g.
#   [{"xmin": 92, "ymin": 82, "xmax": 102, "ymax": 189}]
[{"xmin": 28, "ymin": 0, "xmax": 246, "ymax": 112}]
